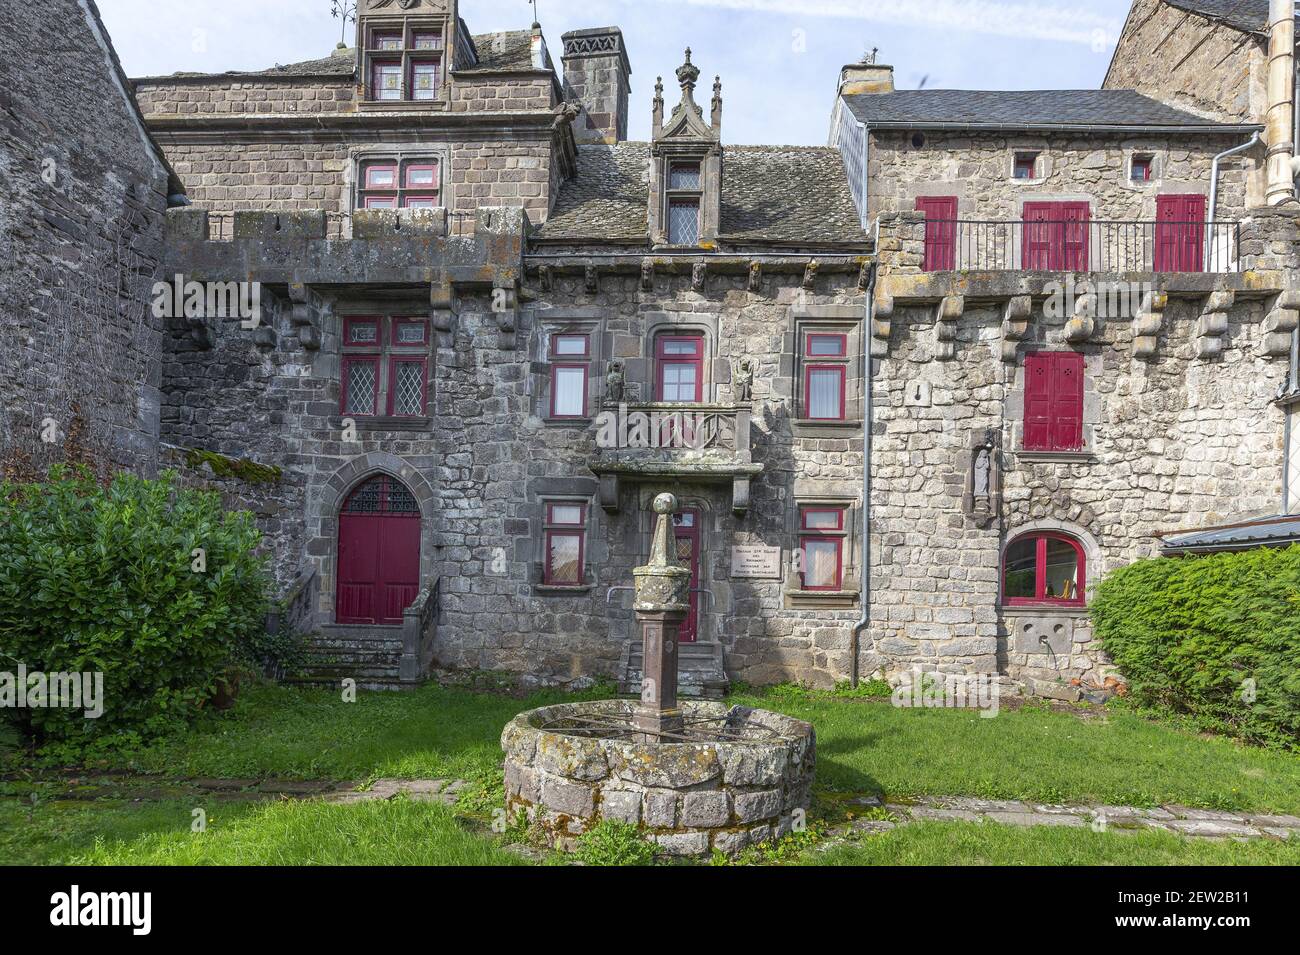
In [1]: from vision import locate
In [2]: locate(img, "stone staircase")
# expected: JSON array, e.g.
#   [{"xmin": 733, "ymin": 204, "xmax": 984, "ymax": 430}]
[
  {"xmin": 289, "ymin": 624, "xmax": 407, "ymax": 690},
  {"xmin": 619, "ymin": 640, "xmax": 730, "ymax": 700}
]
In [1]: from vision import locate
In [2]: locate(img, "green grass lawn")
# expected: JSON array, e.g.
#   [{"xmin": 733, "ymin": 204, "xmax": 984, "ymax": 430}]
[{"xmin": 3, "ymin": 680, "xmax": 1297, "ymax": 866}]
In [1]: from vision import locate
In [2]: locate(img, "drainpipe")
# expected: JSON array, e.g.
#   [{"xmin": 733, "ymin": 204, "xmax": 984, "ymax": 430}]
[
  {"xmin": 1265, "ymin": 0, "xmax": 1297, "ymax": 205},
  {"xmin": 1208, "ymin": 131, "xmax": 1261, "ymax": 265},
  {"xmin": 850, "ymin": 261, "xmax": 876, "ymax": 688}
]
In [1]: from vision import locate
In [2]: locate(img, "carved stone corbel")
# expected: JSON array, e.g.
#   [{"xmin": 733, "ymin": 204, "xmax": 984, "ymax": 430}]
[
  {"xmin": 1001, "ymin": 295, "xmax": 1032, "ymax": 363},
  {"xmin": 935, "ymin": 294, "xmax": 963, "ymax": 361},
  {"xmin": 584, "ymin": 264, "xmax": 599, "ymax": 294},
  {"xmin": 641, "ymin": 258, "xmax": 655, "ymax": 291},
  {"xmin": 288, "ymin": 282, "xmax": 325, "ymax": 351},
  {"xmin": 802, "ymin": 260, "xmax": 819, "ymax": 290},
  {"xmin": 538, "ymin": 264, "xmax": 554, "ymax": 292},
  {"xmin": 493, "ymin": 278, "xmax": 519, "ymax": 350},
  {"xmin": 748, "ymin": 261, "xmax": 762, "ymax": 293},
  {"xmin": 1196, "ymin": 288, "xmax": 1234, "ymax": 360},
  {"xmin": 1133, "ymin": 289, "xmax": 1167, "ymax": 362},
  {"xmin": 1262, "ymin": 287, "xmax": 1300, "ymax": 357},
  {"xmin": 692, "ymin": 261, "xmax": 707, "ymax": 293}
]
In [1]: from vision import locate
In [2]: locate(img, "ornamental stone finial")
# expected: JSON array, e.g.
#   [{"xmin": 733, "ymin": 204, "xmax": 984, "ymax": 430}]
[
  {"xmin": 676, "ymin": 48, "xmax": 700, "ymax": 92},
  {"xmin": 633, "ymin": 492, "xmax": 690, "ymax": 613}
]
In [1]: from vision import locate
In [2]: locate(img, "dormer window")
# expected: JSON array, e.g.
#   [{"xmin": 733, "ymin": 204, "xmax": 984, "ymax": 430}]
[
  {"xmin": 363, "ymin": 22, "xmax": 445, "ymax": 103},
  {"xmin": 666, "ymin": 162, "xmax": 703, "ymax": 245}
]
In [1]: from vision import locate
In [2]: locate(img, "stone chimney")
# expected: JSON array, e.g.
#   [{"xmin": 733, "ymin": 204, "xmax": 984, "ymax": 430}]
[
  {"xmin": 838, "ymin": 62, "xmax": 895, "ymax": 98},
  {"xmin": 1265, "ymin": 0, "xmax": 1297, "ymax": 205},
  {"xmin": 561, "ymin": 27, "xmax": 632, "ymax": 145}
]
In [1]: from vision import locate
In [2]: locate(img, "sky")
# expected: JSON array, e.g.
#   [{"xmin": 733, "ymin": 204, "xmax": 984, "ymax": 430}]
[{"xmin": 98, "ymin": 0, "xmax": 1137, "ymax": 146}]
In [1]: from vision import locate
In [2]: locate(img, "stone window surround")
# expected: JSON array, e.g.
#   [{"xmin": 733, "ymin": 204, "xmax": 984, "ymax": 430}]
[
  {"xmin": 1005, "ymin": 347, "xmax": 1100, "ymax": 461},
  {"xmin": 534, "ymin": 309, "xmax": 605, "ymax": 424},
  {"xmin": 784, "ymin": 491, "xmax": 861, "ymax": 606},
  {"xmin": 1009, "ymin": 146, "xmax": 1052, "ymax": 185},
  {"xmin": 311, "ymin": 452, "xmax": 439, "ymax": 628},
  {"xmin": 643, "ymin": 313, "xmax": 722, "ymax": 404},
  {"xmin": 357, "ymin": 13, "xmax": 451, "ymax": 110},
  {"xmin": 788, "ymin": 306, "xmax": 864, "ymax": 437},
  {"xmin": 345, "ymin": 144, "xmax": 451, "ymax": 220},
  {"xmin": 999, "ymin": 518, "xmax": 1102, "ymax": 608},
  {"xmin": 534, "ymin": 494, "xmax": 594, "ymax": 592},
  {"xmin": 1123, "ymin": 149, "xmax": 1164, "ymax": 191},
  {"xmin": 334, "ymin": 302, "xmax": 435, "ymax": 430}
]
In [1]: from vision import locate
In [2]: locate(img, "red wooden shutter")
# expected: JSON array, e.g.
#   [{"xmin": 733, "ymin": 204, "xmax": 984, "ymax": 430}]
[
  {"xmin": 916, "ymin": 196, "xmax": 958, "ymax": 271},
  {"xmin": 1059, "ymin": 202, "xmax": 1091, "ymax": 271},
  {"xmin": 1022, "ymin": 202, "xmax": 1054, "ymax": 270},
  {"xmin": 1155, "ymin": 194, "xmax": 1205, "ymax": 272},
  {"xmin": 1023, "ymin": 353, "xmax": 1054, "ymax": 450},
  {"xmin": 1050, "ymin": 352, "xmax": 1085, "ymax": 450}
]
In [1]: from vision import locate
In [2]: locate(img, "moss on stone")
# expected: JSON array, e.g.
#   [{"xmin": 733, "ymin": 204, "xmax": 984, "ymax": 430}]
[{"xmin": 183, "ymin": 448, "xmax": 283, "ymax": 485}]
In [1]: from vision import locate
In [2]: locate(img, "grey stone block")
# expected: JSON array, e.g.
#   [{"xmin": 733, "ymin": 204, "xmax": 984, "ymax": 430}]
[
  {"xmin": 733, "ymin": 788, "xmax": 782, "ymax": 823},
  {"xmin": 681, "ymin": 791, "xmax": 730, "ymax": 828}
]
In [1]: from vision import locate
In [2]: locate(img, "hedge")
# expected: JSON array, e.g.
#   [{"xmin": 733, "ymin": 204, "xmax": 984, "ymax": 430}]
[
  {"xmin": 0, "ymin": 466, "xmax": 271, "ymax": 756},
  {"xmin": 1091, "ymin": 545, "xmax": 1300, "ymax": 750}
]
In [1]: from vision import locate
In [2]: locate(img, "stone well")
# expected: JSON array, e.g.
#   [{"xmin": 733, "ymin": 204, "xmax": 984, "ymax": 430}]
[{"xmin": 500, "ymin": 698, "xmax": 815, "ymax": 857}]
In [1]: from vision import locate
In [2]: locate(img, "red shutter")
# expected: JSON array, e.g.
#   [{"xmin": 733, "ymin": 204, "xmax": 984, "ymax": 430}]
[
  {"xmin": 1059, "ymin": 202, "xmax": 1091, "ymax": 271},
  {"xmin": 1024, "ymin": 352, "xmax": 1084, "ymax": 451},
  {"xmin": 1050, "ymin": 352, "xmax": 1085, "ymax": 450},
  {"xmin": 1023, "ymin": 202, "xmax": 1090, "ymax": 270},
  {"xmin": 1155, "ymin": 194, "xmax": 1205, "ymax": 272},
  {"xmin": 916, "ymin": 196, "xmax": 958, "ymax": 271},
  {"xmin": 1023, "ymin": 353, "xmax": 1054, "ymax": 450},
  {"xmin": 1022, "ymin": 202, "xmax": 1054, "ymax": 270}
]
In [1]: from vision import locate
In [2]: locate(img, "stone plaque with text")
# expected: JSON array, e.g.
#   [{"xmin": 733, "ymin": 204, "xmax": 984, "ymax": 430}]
[{"xmin": 731, "ymin": 545, "xmax": 783, "ymax": 579}]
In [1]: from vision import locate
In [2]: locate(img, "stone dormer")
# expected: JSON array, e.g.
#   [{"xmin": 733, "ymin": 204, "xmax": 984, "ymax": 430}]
[
  {"xmin": 648, "ymin": 50, "xmax": 723, "ymax": 247},
  {"xmin": 355, "ymin": 0, "xmax": 460, "ymax": 110}
]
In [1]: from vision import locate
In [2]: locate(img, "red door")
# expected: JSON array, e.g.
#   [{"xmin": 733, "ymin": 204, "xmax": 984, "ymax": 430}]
[
  {"xmin": 916, "ymin": 196, "xmax": 958, "ymax": 271},
  {"xmin": 1154, "ymin": 194, "xmax": 1205, "ymax": 273},
  {"xmin": 337, "ymin": 476, "xmax": 421, "ymax": 625},
  {"xmin": 672, "ymin": 509, "xmax": 701, "ymax": 643},
  {"xmin": 1022, "ymin": 202, "xmax": 1090, "ymax": 271}
]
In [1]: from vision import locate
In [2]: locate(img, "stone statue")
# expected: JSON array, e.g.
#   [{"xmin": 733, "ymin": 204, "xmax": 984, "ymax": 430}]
[
  {"xmin": 733, "ymin": 357, "xmax": 754, "ymax": 403},
  {"xmin": 605, "ymin": 359, "xmax": 625, "ymax": 405},
  {"xmin": 965, "ymin": 429, "xmax": 1000, "ymax": 528}
]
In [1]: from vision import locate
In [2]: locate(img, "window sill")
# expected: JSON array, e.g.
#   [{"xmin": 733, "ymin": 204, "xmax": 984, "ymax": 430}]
[
  {"xmin": 792, "ymin": 419, "xmax": 862, "ymax": 438},
  {"xmin": 784, "ymin": 589, "xmax": 860, "ymax": 610},
  {"xmin": 331, "ymin": 415, "xmax": 431, "ymax": 432},
  {"xmin": 357, "ymin": 100, "xmax": 449, "ymax": 112},
  {"xmin": 543, "ymin": 416, "xmax": 593, "ymax": 427},
  {"xmin": 1015, "ymin": 450, "xmax": 1095, "ymax": 464},
  {"xmin": 534, "ymin": 584, "xmax": 592, "ymax": 596},
  {"xmin": 1001, "ymin": 605, "xmax": 1089, "ymax": 617}
]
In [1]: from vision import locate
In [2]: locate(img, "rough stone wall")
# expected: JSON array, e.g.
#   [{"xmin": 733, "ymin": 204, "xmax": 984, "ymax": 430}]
[
  {"xmin": 561, "ymin": 28, "xmax": 631, "ymax": 144},
  {"xmin": 869, "ymin": 129, "xmax": 1256, "ymax": 224},
  {"xmin": 132, "ymin": 77, "xmax": 356, "ymax": 116},
  {"xmin": 0, "ymin": 0, "xmax": 170, "ymax": 475},
  {"xmin": 158, "ymin": 143, "xmax": 351, "ymax": 213},
  {"xmin": 864, "ymin": 288, "xmax": 1288, "ymax": 695},
  {"xmin": 1105, "ymin": 0, "xmax": 1266, "ymax": 124},
  {"xmin": 448, "ymin": 75, "xmax": 555, "ymax": 112}
]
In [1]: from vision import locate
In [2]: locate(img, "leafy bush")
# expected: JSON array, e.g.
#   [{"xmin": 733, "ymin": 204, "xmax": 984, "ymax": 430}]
[
  {"xmin": 574, "ymin": 820, "xmax": 657, "ymax": 866},
  {"xmin": 0, "ymin": 466, "xmax": 271, "ymax": 754},
  {"xmin": 1090, "ymin": 546, "xmax": 1300, "ymax": 750}
]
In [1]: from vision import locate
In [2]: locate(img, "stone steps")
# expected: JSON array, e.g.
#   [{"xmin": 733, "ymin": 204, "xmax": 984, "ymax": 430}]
[
  {"xmin": 291, "ymin": 624, "xmax": 408, "ymax": 690},
  {"xmin": 619, "ymin": 640, "xmax": 729, "ymax": 699}
]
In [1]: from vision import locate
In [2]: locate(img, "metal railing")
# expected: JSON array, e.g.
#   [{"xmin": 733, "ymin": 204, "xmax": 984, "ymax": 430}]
[{"xmin": 918, "ymin": 219, "xmax": 1241, "ymax": 273}]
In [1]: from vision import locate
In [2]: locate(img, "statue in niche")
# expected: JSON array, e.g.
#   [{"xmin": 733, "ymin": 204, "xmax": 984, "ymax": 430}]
[
  {"xmin": 964, "ymin": 428, "xmax": 1000, "ymax": 528},
  {"xmin": 733, "ymin": 357, "xmax": 754, "ymax": 404},
  {"xmin": 605, "ymin": 360, "xmax": 626, "ymax": 405}
]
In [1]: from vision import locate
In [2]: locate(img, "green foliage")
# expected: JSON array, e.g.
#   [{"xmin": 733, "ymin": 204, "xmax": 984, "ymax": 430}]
[
  {"xmin": 182, "ymin": 448, "xmax": 282, "ymax": 485},
  {"xmin": 832, "ymin": 678, "xmax": 893, "ymax": 699},
  {"xmin": 574, "ymin": 820, "xmax": 657, "ymax": 866},
  {"xmin": 1091, "ymin": 546, "xmax": 1300, "ymax": 751},
  {"xmin": 0, "ymin": 466, "xmax": 271, "ymax": 755}
]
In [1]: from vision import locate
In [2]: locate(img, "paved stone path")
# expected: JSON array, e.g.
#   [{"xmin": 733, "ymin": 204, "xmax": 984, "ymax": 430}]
[
  {"xmin": 321, "ymin": 778, "xmax": 465, "ymax": 805},
  {"xmin": 826, "ymin": 795, "xmax": 1300, "ymax": 842}
]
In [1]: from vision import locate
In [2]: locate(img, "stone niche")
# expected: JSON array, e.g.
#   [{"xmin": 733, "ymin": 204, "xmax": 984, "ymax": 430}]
[{"xmin": 501, "ymin": 699, "xmax": 815, "ymax": 857}]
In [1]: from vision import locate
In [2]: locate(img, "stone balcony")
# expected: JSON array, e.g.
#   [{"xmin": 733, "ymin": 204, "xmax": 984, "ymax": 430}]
[{"xmin": 587, "ymin": 402, "xmax": 762, "ymax": 514}]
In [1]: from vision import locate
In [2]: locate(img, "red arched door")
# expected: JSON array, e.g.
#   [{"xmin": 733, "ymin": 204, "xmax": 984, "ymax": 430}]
[{"xmin": 337, "ymin": 475, "xmax": 421, "ymax": 625}]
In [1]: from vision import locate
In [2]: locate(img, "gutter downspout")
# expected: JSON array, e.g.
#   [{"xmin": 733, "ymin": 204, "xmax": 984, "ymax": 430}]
[
  {"xmin": 851, "ymin": 260, "xmax": 876, "ymax": 688},
  {"xmin": 1208, "ymin": 131, "xmax": 1261, "ymax": 266},
  {"xmin": 1266, "ymin": 0, "xmax": 1297, "ymax": 205}
]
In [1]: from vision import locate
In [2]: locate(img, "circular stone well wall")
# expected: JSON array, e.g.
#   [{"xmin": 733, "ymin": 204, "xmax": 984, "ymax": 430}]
[{"xmin": 500, "ymin": 699, "xmax": 816, "ymax": 857}]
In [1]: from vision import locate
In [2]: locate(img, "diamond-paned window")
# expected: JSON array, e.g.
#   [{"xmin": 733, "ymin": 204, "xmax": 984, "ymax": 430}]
[
  {"xmin": 392, "ymin": 361, "xmax": 425, "ymax": 416},
  {"xmin": 668, "ymin": 198, "xmax": 700, "ymax": 245},
  {"xmin": 344, "ymin": 360, "xmax": 378, "ymax": 415},
  {"xmin": 344, "ymin": 476, "xmax": 419, "ymax": 516}
]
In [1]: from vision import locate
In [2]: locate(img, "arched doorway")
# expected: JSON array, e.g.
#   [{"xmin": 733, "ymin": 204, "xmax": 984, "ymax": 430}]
[{"xmin": 336, "ymin": 475, "xmax": 421, "ymax": 625}]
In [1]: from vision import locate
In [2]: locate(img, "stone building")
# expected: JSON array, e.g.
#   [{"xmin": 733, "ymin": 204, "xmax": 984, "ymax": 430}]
[
  {"xmin": 0, "ymin": 0, "xmax": 183, "ymax": 477},
  {"xmin": 6, "ymin": 0, "xmax": 1300, "ymax": 698}
]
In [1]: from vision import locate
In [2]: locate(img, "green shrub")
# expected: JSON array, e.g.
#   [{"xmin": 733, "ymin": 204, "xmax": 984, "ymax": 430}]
[
  {"xmin": 574, "ymin": 820, "xmax": 657, "ymax": 866},
  {"xmin": 0, "ymin": 466, "xmax": 271, "ymax": 755},
  {"xmin": 1090, "ymin": 546, "xmax": 1300, "ymax": 750}
]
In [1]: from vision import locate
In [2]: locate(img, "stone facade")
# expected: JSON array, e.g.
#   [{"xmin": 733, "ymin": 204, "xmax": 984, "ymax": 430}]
[{"xmin": 0, "ymin": 0, "xmax": 175, "ymax": 476}]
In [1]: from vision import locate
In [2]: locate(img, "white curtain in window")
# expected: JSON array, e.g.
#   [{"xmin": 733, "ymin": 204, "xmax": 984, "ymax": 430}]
[
  {"xmin": 553, "ymin": 367, "xmax": 585, "ymax": 416},
  {"xmin": 807, "ymin": 368, "xmax": 842, "ymax": 419},
  {"xmin": 803, "ymin": 540, "xmax": 838, "ymax": 588}
]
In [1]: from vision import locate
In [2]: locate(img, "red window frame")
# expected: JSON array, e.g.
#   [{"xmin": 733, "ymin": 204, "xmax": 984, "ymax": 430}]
[
  {"xmin": 804, "ymin": 364, "xmax": 847, "ymax": 421},
  {"xmin": 387, "ymin": 356, "xmax": 428, "ymax": 416},
  {"xmin": 1131, "ymin": 156, "xmax": 1153, "ymax": 182},
  {"xmin": 1013, "ymin": 153, "xmax": 1038, "ymax": 179},
  {"xmin": 916, "ymin": 195, "xmax": 958, "ymax": 271},
  {"xmin": 1002, "ymin": 532, "xmax": 1087, "ymax": 607},
  {"xmin": 370, "ymin": 29, "xmax": 403, "ymax": 50},
  {"xmin": 405, "ymin": 163, "xmax": 438, "ymax": 190},
  {"xmin": 412, "ymin": 31, "xmax": 444, "ymax": 51},
  {"xmin": 805, "ymin": 332, "xmax": 847, "ymax": 357},
  {"xmin": 364, "ymin": 163, "xmax": 399, "ymax": 190},
  {"xmin": 798, "ymin": 506, "xmax": 846, "ymax": 591},
  {"xmin": 549, "ymin": 333, "xmax": 590, "ymax": 419},
  {"xmin": 371, "ymin": 59, "xmax": 403, "ymax": 100},
  {"xmin": 655, "ymin": 334, "xmax": 704, "ymax": 402},
  {"xmin": 408, "ymin": 58, "xmax": 442, "ymax": 101},
  {"xmin": 392, "ymin": 318, "xmax": 428, "ymax": 347},
  {"xmin": 543, "ymin": 502, "xmax": 587, "ymax": 585},
  {"xmin": 344, "ymin": 317, "xmax": 382, "ymax": 347},
  {"xmin": 341, "ymin": 356, "xmax": 380, "ymax": 416},
  {"xmin": 1023, "ymin": 351, "xmax": 1084, "ymax": 452},
  {"xmin": 1154, "ymin": 194, "xmax": 1206, "ymax": 273}
]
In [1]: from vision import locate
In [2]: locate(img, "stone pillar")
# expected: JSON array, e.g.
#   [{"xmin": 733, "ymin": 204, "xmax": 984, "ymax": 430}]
[
  {"xmin": 1265, "ymin": 0, "xmax": 1296, "ymax": 206},
  {"xmin": 631, "ymin": 492, "xmax": 691, "ymax": 739}
]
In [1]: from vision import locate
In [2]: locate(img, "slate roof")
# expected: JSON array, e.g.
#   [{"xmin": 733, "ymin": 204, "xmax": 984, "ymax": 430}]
[
  {"xmin": 537, "ymin": 143, "xmax": 865, "ymax": 246},
  {"xmin": 133, "ymin": 31, "xmax": 536, "ymax": 82},
  {"xmin": 1164, "ymin": 0, "xmax": 1289, "ymax": 35},
  {"xmin": 1159, "ymin": 515, "xmax": 1300, "ymax": 554},
  {"xmin": 841, "ymin": 88, "xmax": 1255, "ymax": 130}
]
